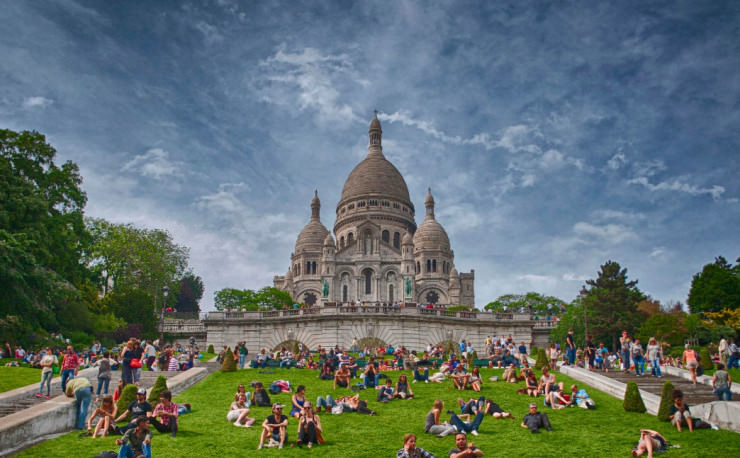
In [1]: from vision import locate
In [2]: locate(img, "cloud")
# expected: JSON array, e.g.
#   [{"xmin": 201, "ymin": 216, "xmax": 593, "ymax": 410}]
[
  {"xmin": 195, "ymin": 21, "xmax": 223, "ymax": 44},
  {"xmin": 257, "ymin": 47, "xmax": 366, "ymax": 123},
  {"xmin": 23, "ymin": 96, "xmax": 53, "ymax": 109},
  {"xmin": 194, "ymin": 182, "xmax": 250, "ymax": 215},
  {"xmin": 122, "ymin": 148, "xmax": 183, "ymax": 179},
  {"xmin": 562, "ymin": 272, "xmax": 587, "ymax": 282},
  {"xmin": 607, "ymin": 152, "xmax": 627, "ymax": 170},
  {"xmin": 592, "ymin": 209, "xmax": 646, "ymax": 222},
  {"xmin": 627, "ymin": 176, "xmax": 725, "ymax": 200},
  {"xmin": 573, "ymin": 221, "xmax": 638, "ymax": 244},
  {"xmin": 649, "ymin": 247, "xmax": 665, "ymax": 258}
]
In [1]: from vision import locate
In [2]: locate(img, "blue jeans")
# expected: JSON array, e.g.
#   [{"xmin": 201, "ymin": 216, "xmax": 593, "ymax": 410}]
[
  {"xmin": 97, "ymin": 377, "xmax": 110, "ymax": 395},
  {"xmin": 74, "ymin": 386, "xmax": 93, "ymax": 429},
  {"xmin": 280, "ymin": 360, "xmax": 292, "ymax": 369},
  {"xmin": 621, "ymin": 351, "xmax": 631, "ymax": 371},
  {"xmin": 567, "ymin": 348, "xmax": 576, "ymax": 365},
  {"xmin": 118, "ymin": 443, "xmax": 151, "ymax": 458},
  {"xmin": 413, "ymin": 367, "xmax": 429, "ymax": 382},
  {"xmin": 61, "ymin": 369, "xmax": 75, "ymax": 393},
  {"xmin": 38, "ymin": 371, "xmax": 53, "ymax": 396},
  {"xmin": 316, "ymin": 395, "xmax": 335, "ymax": 410},
  {"xmin": 450, "ymin": 412, "xmax": 484, "ymax": 433},
  {"xmin": 361, "ymin": 374, "xmax": 380, "ymax": 388},
  {"xmin": 633, "ymin": 356, "xmax": 644, "ymax": 375},
  {"xmin": 651, "ymin": 359, "xmax": 662, "ymax": 377},
  {"xmin": 714, "ymin": 386, "xmax": 732, "ymax": 401},
  {"xmin": 728, "ymin": 354, "xmax": 739, "ymax": 369},
  {"xmin": 238, "ymin": 354, "xmax": 246, "ymax": 369}
]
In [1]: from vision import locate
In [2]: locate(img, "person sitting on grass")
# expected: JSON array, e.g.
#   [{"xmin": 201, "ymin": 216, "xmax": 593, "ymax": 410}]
[
  {"xmin": 227, "ymin": 392, "xmax": 255, "ymax": 427},
  {"xmin": 669, "ymin": 389, "xmax": 712, "ymax": 432},
  {"xmin": 448, "ymin": 432, "xmax": 484, "ymax": 458},
  {"xmin": 149, "ymin": 389, "xmax": 178, "ymax": 437},
  {"xmin": 334, "ymin": 363, "xmax": 351, "ymax": 389},
  {"xmin": 290, "ymin": 385, "xmax": 307, "ymax": 418},
  {"xmin": 425, "ymin": 399, "xmax": 456, "ymax": 437},
  {"xmin": 544, "ymin": 382, "xmax": 571, "ymax": 409},
  {"xmin": 258, "ymin": 403, "xmax": 289, "ymax": 450},
  {"xmin": 252, "ymin": 382, "xmax": 271, "ymax": 407},
  {"xmin": 116, "ymin": 416, "xmax": 152, "ymax": 458},
  {"xmin": 395, "ymin": 374, "xmax": 414, "ymax": 399},
  {"xmin": 632, "ymin": 429, "xmax": 667, "ymax": 458},
  {"xmin": 483, "ymin": 399, "xmax": 513, "ymax": 419},
  {"xmin": 451, "ymin": 364, "xmax": 470, "ymax": 390},
  {"xmin": 116, "ymin": 388, "xmax": 153, "ymax": 434},
  {"xmin": 361, "ymin": 359, "xmax": 380, "ymax": 388},
  {"xmin": 538, "ymin": 366, "xmax": 556, "ymax": 397},
  {"xmin": 413, "ymin": 366, "xmax": 430, "ymax": 383},
  {"xmin": 569, "ymin": 384, "xmax": 595, "ymax": 409},
  {"xmin": 467, "ymin": 367, "xmax": 483, "ymax": 392},
  {"xmin": 502, "ymin": 363, "xmax": 520, "ymax": 383},
  {"xmin": 87, "ymin": 394, "xmax": 117, "ymax": 438},
  {"xmin": 295, "ymin": 402, "xmax": 322, "ymax": 449},
  {"xmin": 234, "ymin": 384, "xmax": 250, "ymax": 405},
  {"xmin": 524, "ymin": 370, "xmax": 539, "ymax": 397},
  {"xmin": 377, "ymin": 377, "xmax": 395, "ymax": 403},
  {"xmin": 346, "ymin": 356, "xmax": 359, "ymax": 378},
  {"xmin": 521, "ymin": 403, "xmax": 552, "ymax": 433},
  {"xmin": 397, "ymin": 433, "xmax": 436, "ymax": 458}
]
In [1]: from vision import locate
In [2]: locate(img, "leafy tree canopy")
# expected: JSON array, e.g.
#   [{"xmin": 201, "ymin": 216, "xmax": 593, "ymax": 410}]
[
  {"xmin": 214, "ymin": 286, "xmax": 293, "ymax": 311},
  {"xmin": 484, "ymin": 292, "xmax": 566, "ymax": 314},
  {"xmin": 173, "ymin": 272, "xmax": 204, "ymax": 313},
  {"xmin": 687, "ymin": 256, "xmax": 740, "ymax": 314}
]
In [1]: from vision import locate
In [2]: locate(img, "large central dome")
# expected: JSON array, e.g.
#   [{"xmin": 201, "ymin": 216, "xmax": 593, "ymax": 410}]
[{"xmin": 338, "ymin": 113, "xmax": 412, "ymax": 207}]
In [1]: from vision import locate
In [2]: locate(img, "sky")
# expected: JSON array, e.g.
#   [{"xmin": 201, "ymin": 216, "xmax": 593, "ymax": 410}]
[{"xmin": 2, "ymin": 0, "xmax": 739, "ymax": 311}]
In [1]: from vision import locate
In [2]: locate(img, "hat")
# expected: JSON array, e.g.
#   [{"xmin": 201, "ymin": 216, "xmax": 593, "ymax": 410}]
[
  {"xmin": 137, "ymin": 388, "xmax": 147, "ymax": 395},
  {"xmin": 272, "ymin": 403, "xmax": 283, "ymax": 409}
]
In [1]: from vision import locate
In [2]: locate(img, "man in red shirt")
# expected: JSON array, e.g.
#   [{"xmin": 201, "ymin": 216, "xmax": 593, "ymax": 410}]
[{"xmin": 61, "ymin": 346, "xmax": 80, "ymax": 393}]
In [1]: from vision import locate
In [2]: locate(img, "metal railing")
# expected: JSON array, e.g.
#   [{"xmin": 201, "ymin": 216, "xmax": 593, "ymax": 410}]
[{"xmin": 205, "ymin": 308, "xmax": 536, "ymax": 323}]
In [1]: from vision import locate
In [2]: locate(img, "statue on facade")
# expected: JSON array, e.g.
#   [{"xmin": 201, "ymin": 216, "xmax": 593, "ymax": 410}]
[
  {"xmin": 405, "ymin": 276, "xmax": 412, "ymax": 297},
  {"xmin": 322, "ymin": 279, "xmax": 329, "ymax": 298}
]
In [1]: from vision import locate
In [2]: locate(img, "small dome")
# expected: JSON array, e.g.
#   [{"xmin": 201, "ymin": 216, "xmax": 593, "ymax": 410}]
[
  {"xmin": 402, "ymin": 231, "xmax": 413, "ymax": 245},
  {"xmin": 449, "ymin": 266, "xmax": 459, "ymax": 278},
  {"xmin": 424, "ymin": 188, "xmax": 434, "ymax": 206},
  {"xmin": 285, "ymin": 268, "xmax": 293, "ymax": 279},
  {"xmin": 295, "ymin": 219, "xmax": 330, "ymax": 253},
  {"xmin": 413, "ymin": 218, "xmax": 450, "ymax": 251},
  {"xmin": 323, "ymin": 233, "xmax": 335, "ymax": 247}
]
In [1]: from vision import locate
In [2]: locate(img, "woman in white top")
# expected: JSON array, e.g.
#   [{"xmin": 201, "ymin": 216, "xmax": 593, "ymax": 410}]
[{"xmin": 35, "ymin": 347, "xmax": 58, "ymax": 399}]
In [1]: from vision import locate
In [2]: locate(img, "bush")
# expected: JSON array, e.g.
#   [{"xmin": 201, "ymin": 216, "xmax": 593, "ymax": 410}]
[
  {"xmin": 221, "ymin": 347, "xmax": 236, "ymax": 372},
  {"xmin": 148, "ymin": 375, "xmax": 168, "ymax": 404},
  {"xmin": 207, "ymin": 344, "xmax": 215, "ymax": 354},
  {"xmin": 531, "ymin": 346, "xmax": 538, "ymax": 357},
  {"xmin": 657, "ymin": 380, "xmax": 675, "ymax": 422},
  {"xmin": 623, "ymin": 381, "xmax": 647, "ymax": 413},
  {"xmin": 116, "ymin": 384, "xmax": 139, "ymax": 416},
  {"xmin": 535, "ymin": 348, "xmax": 548, "ymax": 370},
  {"xmin": 699, "ymin": 347, "xmax": 713, "ymax": 371},
  {"xmin": 471, "ymin": 350, "xmax": 478, "ymax": 361}
]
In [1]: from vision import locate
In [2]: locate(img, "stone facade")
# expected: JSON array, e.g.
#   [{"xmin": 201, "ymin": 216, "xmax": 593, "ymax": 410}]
[{"xmin": 274, "ymin": 114, "xmax": 475, "ymax": 307}]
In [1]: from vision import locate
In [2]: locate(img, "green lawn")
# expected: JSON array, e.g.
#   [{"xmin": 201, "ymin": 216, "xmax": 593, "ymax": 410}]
[
  {"xmin": 0, "ymin": 366, "xmax": 46, "ymax": 393},
  {"xmin": 17, "ymin": 367, "xmax": 740, "ymax": 457}
]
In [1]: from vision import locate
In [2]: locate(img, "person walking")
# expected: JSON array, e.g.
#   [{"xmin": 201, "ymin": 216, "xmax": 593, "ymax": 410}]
[{"xmin": 565, "ymin": 329, "xmax": 576, "ymax": 366}]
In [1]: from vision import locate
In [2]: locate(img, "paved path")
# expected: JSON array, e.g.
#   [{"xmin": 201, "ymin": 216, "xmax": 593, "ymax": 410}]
[{"xmin": 595, "ymin": 367, "xmax": 724, "ymax": 405}]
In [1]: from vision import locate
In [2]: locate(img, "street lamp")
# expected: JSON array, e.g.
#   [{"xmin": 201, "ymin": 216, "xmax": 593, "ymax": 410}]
[{"xmin": 160, "ymin": 285, "xmax": 170, "ymax": 345}]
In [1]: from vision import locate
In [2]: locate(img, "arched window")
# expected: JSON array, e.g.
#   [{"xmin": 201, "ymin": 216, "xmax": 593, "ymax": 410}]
[
  {"xmin": 382, "ymin": 230, "xmax": 390, "ymax": 243},
  {"xmin": 426, "ymin": 260, "xmax": 431, "ymax": 273},
  {"xmin": 432, "ymin": 259, "xmax": 437, "ymax": 272},
  {"xmin": 406, "ymin": 265, "xmax": 409, "ymax": 273},
  {"xmin": 416, "ymin": 261, "xmax": 420, "ymax": 273},
  {"xmin": 340, "ymin": 236, "xmax": 345, "ymax": 248},
  {"xmin": 393, "ymin": 232, "xmax": 400, "ymax": 248},
  {"xmin": 342, "ymin": 285, "xmax": 348, "ymax": 302},
  {"xmin": 348, "ymin": 232, "xmax": 354, "ymax": 245},
  {"xmin": 389, "ymin": 284, "xmax": 394, "ymax": 303},
  {"xmin": 311, "ymin": 262, "xmax": 317, "ymax": 274},
  {"xmin": 363, "ymin": 269, "xmax": 373, "ymax": 294},
  {"xmin": 306, "ymin": 261, "xmax": 311, "ymax": 273}
]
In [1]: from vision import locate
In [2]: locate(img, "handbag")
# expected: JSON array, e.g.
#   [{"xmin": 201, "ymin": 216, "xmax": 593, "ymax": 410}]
[{"xmin": 130, "ymin": 358, "xmax": 142, "ymax": 368}]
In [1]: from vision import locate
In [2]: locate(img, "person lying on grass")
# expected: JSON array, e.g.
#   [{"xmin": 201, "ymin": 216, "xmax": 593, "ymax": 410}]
[
  {"xmin": 149, "ymin": 389, "xmax": 178, "ymax": 437},
  {"xmin": 258, "ymin": 403, "xmax": 289, "ymax": 449},
  {"xmin": 521, "ymin": 402, "xmax": 552, "ymax": 433},
  {"xmin": 632, "ymin": 429, "xmax": 667, "ymax": 458},
  {"xmin": 456, "ymin": 397, "xmax": 482, "ymax": 415},
  {"xmin": 448, "ymin": 432, "xmax": 484, "ymax": 458},
  {"xmin": 483, "ymin": 399, "xmax": 514, "ymax": 419},
  {"xmin": 569, "ymin": 384, "xmax": 595, "ymax": 409},
  {"xmin": 87, "ymin": 394, "xmax": 117, "ymax": 438},
  {"xmin": 116, "ymin": 416, "xmax": 152, "ymax": 458},
  {"xmin": 397, "ymin": 432, "xmax": 436, "ymax": 458},
  {"xmin": 448, "ymin": 410, "xmax": 485, "ymax": 436},
  {"xmin": 227, "ymin": 392, "xmax": 255, "ymax": 427},
  {"xmin": 544, "ymin": 382, "xmax": 571, "ymax": 409}
]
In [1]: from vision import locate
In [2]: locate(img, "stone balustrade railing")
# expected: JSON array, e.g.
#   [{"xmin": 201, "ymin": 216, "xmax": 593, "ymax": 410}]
[{"xmin": 204, "ymin": 307, "xmax": 542, "ymax": 323}]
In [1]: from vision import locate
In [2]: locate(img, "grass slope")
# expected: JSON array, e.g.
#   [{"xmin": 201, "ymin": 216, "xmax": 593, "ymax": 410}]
[
  {"xmin": 0, "ymin": 366, "xmax": 49, "ymax": 393},
  {"xmin": 17, "ymin": 368, "xmax": 740, "ymax": 457}
]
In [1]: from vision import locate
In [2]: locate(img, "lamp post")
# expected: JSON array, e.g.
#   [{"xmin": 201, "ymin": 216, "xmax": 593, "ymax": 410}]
[{"xmin": 160, "ymin": 285, "xmax": 169, "ymax": 345}]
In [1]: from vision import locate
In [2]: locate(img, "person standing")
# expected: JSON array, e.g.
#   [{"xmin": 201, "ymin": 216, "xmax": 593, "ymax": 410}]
[
  {"xmin": 60, "ymin": 346, "xmax": 79, "ymax": 393},
  {"xmin": 65, "ymin": 376, "xmax": 92, "ymax": 430},
  {"xmin": 632, "ymin": 339, "xmax": 645, "ymax": 376},
  {"xmin": 36, "ymin": 347, "xmax": 58, "ymax": 399},
  {"xmin": 144, "ymin": 340, "xmax": 156, "ymax": 372},
  {"xmin": 565, "ymin": 329, "xmax": 576, "ymax": 366},
  {"xmin": 238, "ymin": 342, "xmax": 249, "ymax": 369},
  {"xmin": 646, "ymin": 338, "xmax": 662, "ymax": 378},
  {"xmin": 682, "ymin": 345, "xmax": 699, "ymax": 385},
  {"xmin": 712, "ymin": 363, "xmax": 733, "ymax": 401},
  {"xmin": 96, "ymin": 351, "xmax": 112, "ymax": 398},
  {"xmin": 718, "ymin": 336, "xmax": 729, "ymax": 367},
  {"xmin": 620, "ymin": 331, "xmax": 632, "ymax": 372}
]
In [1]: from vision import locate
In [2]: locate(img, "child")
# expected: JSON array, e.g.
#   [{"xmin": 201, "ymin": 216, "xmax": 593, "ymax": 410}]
[{"xmin": 87, "ymin": 395, "xmax": 117, "ymax": 438}]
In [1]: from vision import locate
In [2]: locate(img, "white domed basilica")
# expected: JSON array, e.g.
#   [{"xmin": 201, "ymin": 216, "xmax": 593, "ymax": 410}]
[{"xmin": 273, "ymin": 114, "xmax": 475, "ymax": 307}]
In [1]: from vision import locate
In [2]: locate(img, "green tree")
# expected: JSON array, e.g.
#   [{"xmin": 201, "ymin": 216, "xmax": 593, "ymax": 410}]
[
  {"xmin": 637, "ymin": 312, "xmax": 684, "ymax": 346},
  {"xmin": 255, "ymin": 286, "xmax": 293, "ymax": 310},
  {"xmin": 173, "ymin": 272, "xmax": 204, "ymax": 314},
  {"xmin": 103, "ymin": 289, "xmax": 157, "ymax": 338},
  {"xmin": 688, "ymin": 256, "xmax": 740, "ymax": 314},
  {"xmin": 484, "ymin": 292, "xmax": 566, "ymax": 314},
  {"xmin": 214, "ymin": 288, "xmax": 257, "ymax": 310},
  {"xmin": 583, "ymin": 261, "xmax": 645, "ymax": 351}
]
